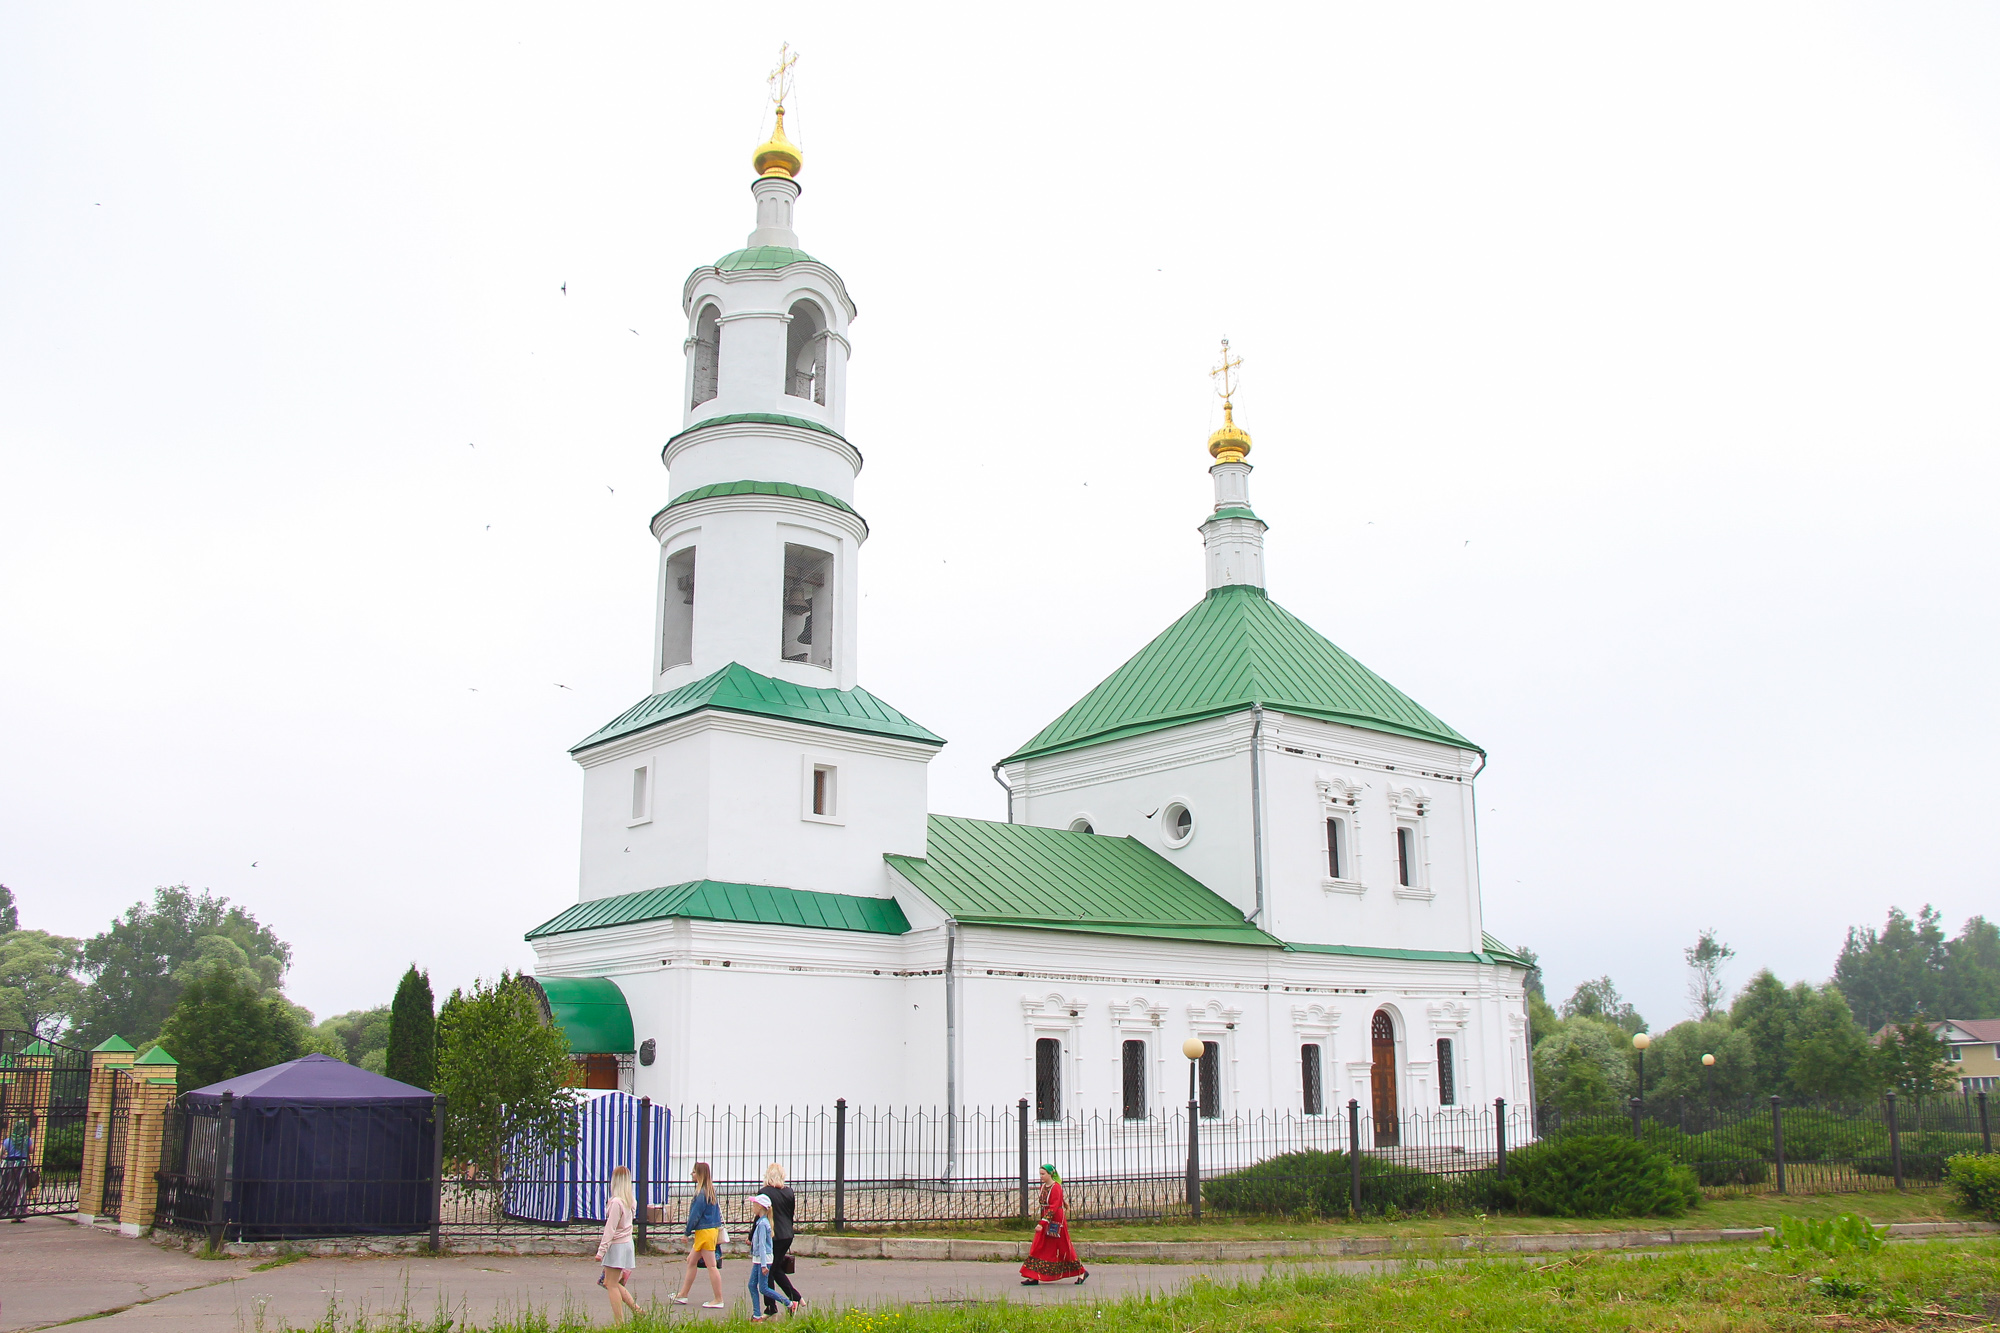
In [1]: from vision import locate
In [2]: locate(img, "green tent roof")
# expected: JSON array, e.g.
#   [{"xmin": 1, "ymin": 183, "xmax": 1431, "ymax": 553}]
[
  {"xmin": 666, "ymin": 412, "xmax": 850, "ymax": 451},
  {"xmin": 526, "ymin": 881, "xmax": 912, "ymax": 940},
  {"xmin": 1005, "ymin": 584, "xmax": 1477, "ymax": 763},
  {"xmin": 134, "ymin": 1046, "xmax": 178, "ymax": 1066},
  {"xmin": 572, "ymin": 662, "xmax": 944, "ymax": 754},
  {"xmin": 886, "ymin": 815, "xmax": 1281, "ymax": 948},
  {"xmin": 714, "ymin": 246, "xmax": 817, "ymax": 272},
  {"xmin": 92, "ymin": 1035, "xmax": 136, "ymax": 1053},
  {"xmin": 654, "ymin": 480, "xmax": 864, "ymax": 534},
  {"xmin": 529, "ymin": 977, "xmax": 635, "ymax": 1054}
]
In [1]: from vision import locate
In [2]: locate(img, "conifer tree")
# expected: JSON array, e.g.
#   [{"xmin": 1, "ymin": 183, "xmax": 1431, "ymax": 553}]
[{"xmin": 386, "ymin": 964, "xmax": 436, "ymax": 1090}]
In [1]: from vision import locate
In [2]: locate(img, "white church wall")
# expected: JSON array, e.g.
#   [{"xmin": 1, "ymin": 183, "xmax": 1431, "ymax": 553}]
[
  {"xmin": 1005, "ymin": 713, "xmax": 1260, "ymax": 920},
  {"xmin": 1256, "ymin": 715, "xmax": 1483, "ymax": 954},
  {"xmin": 573, "ymin": 712, "xmax": 932, "ymax": 902},
  {"xmin": 665, "ymin": 433, "xmax": 860, "ymax": 505}
]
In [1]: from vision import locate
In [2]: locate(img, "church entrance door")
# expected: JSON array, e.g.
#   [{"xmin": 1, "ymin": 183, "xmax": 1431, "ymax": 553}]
[{"xmin": 1370, "ymin": 1011, "xmax": 1400, "ymax": 1147}]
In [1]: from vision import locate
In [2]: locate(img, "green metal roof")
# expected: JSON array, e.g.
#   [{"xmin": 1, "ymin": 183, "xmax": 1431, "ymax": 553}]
[
  {"xmin": 1285, "ymin": 940, "xmax": 1517, "ymax": 966},
  {"xmin": 92, "ymin": 1035, "xmax": 136, "ymax": 1053},
  {"xmin": 134, "ymin": 1046, "xmax": 178, "ymax": 1066},
  {"xmin": 20, "ymin": 1041, "xmax": 50, "ymax": 1057},
  {"xmin": 527, "ymin": 976, "xmax": 634, "ymax": 1053},
  {"xmin": 527, "ymin": 881, "xmax": 912, "ymax": 940},
  {"xmin": 666, "ymin": 412, "xmax": 851, "ymax": 451},
  {"xmin": 1480, "ymin": 932, "xmax": 1534, "ymax": 969},
  {"xmin": 714, "ymin": 246, "xmax": 817, "ymax": 272},
  {"xmin": 572, "ymin": 662, "xmax": 944, "ymax": 754},
  {"xmin": 654, "ymin": 480, "xmax": 864, "ymax": 535},
  {"xmin": 886, "ymin": 815, "xmax": 1282, "ymax": 948},
  {"xmin": 1005, "ymin": 584, "xmax": 1477, "ymax": 763},
  {"xmin": 1204, "ymin": 507, "xmax": 1264, "ymax": 524}
]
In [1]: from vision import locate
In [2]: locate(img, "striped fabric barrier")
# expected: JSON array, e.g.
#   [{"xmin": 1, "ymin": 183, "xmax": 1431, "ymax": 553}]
[{"xmin": 503, "ymin": 1091, "xmax": 671, "ymax": 1224}]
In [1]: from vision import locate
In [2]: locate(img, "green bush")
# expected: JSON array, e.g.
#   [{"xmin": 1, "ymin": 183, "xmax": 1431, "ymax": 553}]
[
  {"xmin": 1944, "ymin": 1152, "xmax": 2000, "ymax": 1220},
  {"xmin": 1860, "ymin": 1131, "xmax": 1988, "ymax": 1183},
  {"xmin": 41, "ymin": 1121, "xmax": 83, "ymax": 1173},
  {"xmin": 1493, "ymin": 1134, "xmax": 1699, "ymax": 1218},
  {"xmin": 1769, "ymin": 1212, "xmax": 1884, "ymax": 1254},
  {"xmin": 1203, "ymin": 1150, "xmax": 1447, "ymax": 1217}
]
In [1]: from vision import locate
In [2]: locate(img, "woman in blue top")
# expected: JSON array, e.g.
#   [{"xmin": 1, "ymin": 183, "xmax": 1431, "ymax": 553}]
[{"xmin": 671, "ymin": 1161, "xmax": 726, "ymax": 1308}]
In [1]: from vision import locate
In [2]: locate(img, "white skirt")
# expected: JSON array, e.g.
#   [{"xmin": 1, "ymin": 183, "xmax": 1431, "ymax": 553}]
[{"xmin": 601, "ymin": 1241, "xmax": 636, "ymax": 1270}]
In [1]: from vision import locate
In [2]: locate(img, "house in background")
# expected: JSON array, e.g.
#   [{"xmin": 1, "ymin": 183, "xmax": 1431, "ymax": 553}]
[{"xmin": 1932, "ymin": 1019, "xmax": 2000, "ymax": 1093}]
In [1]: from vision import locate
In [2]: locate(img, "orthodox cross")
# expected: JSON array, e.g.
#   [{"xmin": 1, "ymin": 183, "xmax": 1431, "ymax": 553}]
[
  {"xmin": 1210, "ymin": 338, "xmax": 1243, "ymax": 406},
  {"xmin": 768, "ymin": 42, "xmax": 798, "ymax": 111}
]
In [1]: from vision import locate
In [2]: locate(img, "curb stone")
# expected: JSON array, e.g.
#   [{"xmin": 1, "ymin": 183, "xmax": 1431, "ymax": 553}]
[{"xmin": 141, "ymin": 1218, "xmax": 1999, "ymax": 1262}]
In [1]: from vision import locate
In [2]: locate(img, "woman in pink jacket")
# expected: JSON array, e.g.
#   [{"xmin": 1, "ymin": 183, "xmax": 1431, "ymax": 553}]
[{"xmin": 595, "ymin": 1165, "xmax": 642, "ymax": 1323}]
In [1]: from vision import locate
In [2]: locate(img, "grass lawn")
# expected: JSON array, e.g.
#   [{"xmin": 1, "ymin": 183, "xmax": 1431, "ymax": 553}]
[
  {"xmin": 785, "ymin": 1242, "xmax": 2000, "ymax": 1331},
  {"xmin": 863, "ymin": 1187, "xmax": 1980, "ymax": 1245}
]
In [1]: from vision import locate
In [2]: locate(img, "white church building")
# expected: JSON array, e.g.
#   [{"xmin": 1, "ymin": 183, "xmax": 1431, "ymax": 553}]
[{"xmin": 523, "ymin": 100, "xmax": 1533, "ymax": 1133}]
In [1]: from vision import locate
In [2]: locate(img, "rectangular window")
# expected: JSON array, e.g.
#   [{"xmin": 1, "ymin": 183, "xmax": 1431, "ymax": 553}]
[
  {"xmin": 1121, "ymin": 1040, "xmax": 1147, "ymax": 1120},
  {"xmin": 1326, "ymin": 817, "xmax": 1346, "ymax": 879},
  {"xmin": 1301, "ymin": 1044, "xmax": 1324, "ymax": 1115},
  {"xmin": 1035, "ymin": 1038, "xmax": 1062, "ymax": 1122},
  {"xmin": 781, "ymin": 544, "xmax": 834, "ymax": 670},
  {"xmin": 1396, "ymin": 826, "xmax": 1415, "ymax": 887},
  {"xmin": 661, "ymin": 547, "xmax": 696, "ymax": 669},
  {"xmin": 1198, "ymin": 1040, "xmax": 1221, "ymax": 1119},
  {"xmin": 1950, "ymin": 1046, "xmax": 1963, "ymax": 1062},
  {"xmin": 1437, "ymin": 1038, "xmax": 1456, "ymax": 1106},
  {"xmin": 630, "ymin": 765, "xmax": 651, "ymax": 823},
  {"xmin": 812, "ymin": 765, "xmax": 835, "ymax": 817}
]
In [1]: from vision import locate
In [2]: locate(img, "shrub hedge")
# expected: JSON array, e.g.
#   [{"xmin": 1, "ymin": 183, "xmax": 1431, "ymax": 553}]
[
  {"xmin": 1944, "ymin": 1152, "xmax": 2000, "ymax": 1220},
  {"xmin": 1490, "ymin": 1134, "xmax": 1700, "ymax": 1218},
  {"xmin": 1202, "ymin": 1150, "xmax": 1458, "ymax": 1217}
]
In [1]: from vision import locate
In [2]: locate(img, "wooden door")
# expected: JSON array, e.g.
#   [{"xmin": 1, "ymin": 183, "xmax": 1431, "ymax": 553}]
[{"xmin": 1370, "ymin": 1011, "xmax": 1399, "ymax": 1146}]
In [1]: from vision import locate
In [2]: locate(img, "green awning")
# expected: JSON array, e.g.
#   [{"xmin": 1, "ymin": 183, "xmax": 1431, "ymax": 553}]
[{"xmin": 529, "ymin": 976, "xmax": 635, "ymax": 1054}]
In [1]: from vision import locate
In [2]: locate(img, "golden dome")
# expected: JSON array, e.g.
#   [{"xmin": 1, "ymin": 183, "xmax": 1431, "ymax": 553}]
[
  {"xmin": 1207, "ymin": 401, "xmax": 1252, "ymax": 464},
  {"xmin": 753, "ymin": 107, "xmax": 803, "ymax": 180}
]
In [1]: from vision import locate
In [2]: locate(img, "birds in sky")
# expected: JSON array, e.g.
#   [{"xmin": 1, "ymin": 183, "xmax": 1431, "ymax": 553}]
[
  {"xmin": 555, "ymin": 683, "xmax": 572, "ymax": 691},
  {"xmin": 607, "ymin": 486, "xmax": 615, "ymax": 495},
  {"xmin": 250, "ymin": 861, "xmax": 258, "ymax": 868},
  {"xmin": 561, "ymin": 282, "xmax": 567, "ymax": 295},
  {"xmin": 629, "ymin": 329, "xmax": 640, "ymax": 336}
]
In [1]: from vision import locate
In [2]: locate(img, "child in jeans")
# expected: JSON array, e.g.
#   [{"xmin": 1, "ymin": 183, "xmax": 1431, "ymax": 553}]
[{"xmin": 746, "ymin": 1193, "xmax": 796, "ymax": 1321}]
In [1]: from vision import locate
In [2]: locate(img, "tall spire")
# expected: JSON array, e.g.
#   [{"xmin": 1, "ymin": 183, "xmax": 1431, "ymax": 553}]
[
  {"xmin": 1201, "ymin": 338, "xmax": 1268, "ymax": 591},
  {"xmin": 746, "ymin": 44, "xmax": 804, "ymax": 248}
]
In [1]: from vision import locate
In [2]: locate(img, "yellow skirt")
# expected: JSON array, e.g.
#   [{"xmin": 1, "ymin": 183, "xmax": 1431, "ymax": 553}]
[{"xmin": 689, "ymin": 1228, "xmax": 720, "ymax": 1253}]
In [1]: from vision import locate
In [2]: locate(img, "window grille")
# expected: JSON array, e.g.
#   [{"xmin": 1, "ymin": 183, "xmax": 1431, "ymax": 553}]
[
  {"xmin": 1198, "ymin": 1041, "xmax": 1221, "ymax": 1119},
  {"xmin": 1396, "ymin": 826, "xmax": 1414, "ymax": 886},
  {"xmin": 1301, "ymin": 1044, "xmax": 1324, "ymax": 1115},
  {"xmin": 1121, "ymin": 1040, "xmax": 1146, "ymax": 1120},
  {"xmin": 1034, "ymin": 1038, "xmax": 1062, "ymax": 1121},
  {"xmin": 1326, "ymin": 817, "xmax": 1345, "ymax": 879},
  {"xmin": 1436, "ymin": 1038, "xmax": 1455, "ymax": 1106}
]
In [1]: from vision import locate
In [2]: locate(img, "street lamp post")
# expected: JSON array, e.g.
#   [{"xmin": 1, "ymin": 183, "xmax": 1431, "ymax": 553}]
[
  {"xmin": 1701, "ymin": 1053, "xmax": 1715, "ymax": 1131},
  {"xmin": 1632, "ymin": 1032, "xmax": 1652, "ymax": 1132},
  {"xmin": 1182, "ymin": 1037, "xmax": 1205, "ymax": 1220}
]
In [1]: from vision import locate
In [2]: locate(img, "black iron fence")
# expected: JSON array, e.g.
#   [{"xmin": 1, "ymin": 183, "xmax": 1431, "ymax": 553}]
[
  {"xmin": 0, "ymin": 1029, "xmax": 92, "ymax": 1219},
  {"xmin": 126, "ymin": 1086, "xmax": 2000, "ymax": 1243}
]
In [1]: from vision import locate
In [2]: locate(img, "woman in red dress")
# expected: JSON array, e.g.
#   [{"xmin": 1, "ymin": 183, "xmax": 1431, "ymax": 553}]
[{"xmin": 1020, "ymin": 1165, "xmax": 1087, "ymax": 1285}]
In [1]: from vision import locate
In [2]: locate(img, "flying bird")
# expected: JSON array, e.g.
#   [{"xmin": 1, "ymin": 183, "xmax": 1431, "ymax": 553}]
[
  {"xmin": 560, "ymin": 281, "xmax": 567, "ymax": 295},
  {"xmin": 628, "ymin": 329, "xmax": 639, "ymax": 336},
  {"xmin": 251, "ymin": 861, "xmax": 258, "ymax": 868},
  {"xmin": 554, "ymin": 683, "xmax": 572, "ymax": 691}
]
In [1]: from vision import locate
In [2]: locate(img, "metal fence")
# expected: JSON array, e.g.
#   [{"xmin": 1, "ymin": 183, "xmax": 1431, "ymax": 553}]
[
  {"xmin": 127, "ymin": 1085, "xmax": 2000, "ymax": 1243},
  {"xmin": 0, "ymin": 1030, "xmax": 92, "ymax": 1219}
]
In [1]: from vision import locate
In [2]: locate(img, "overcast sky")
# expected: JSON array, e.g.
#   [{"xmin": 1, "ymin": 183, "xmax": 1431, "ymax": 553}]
[{"xmin": 3, "ymin": 4, "xmax": 1997, "ymax": 1037}]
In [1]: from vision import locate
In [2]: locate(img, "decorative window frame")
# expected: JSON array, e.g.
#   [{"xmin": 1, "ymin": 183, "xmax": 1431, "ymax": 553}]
[
  {"xmin": 1387, "ymin": 785, "xmax": 1434, "ymax": 901},
  {"xmin": 1316, "ymin": 777, "xmax": 1365, "ymax": 896},
  {"xmin": 1291, "ymin": 1003, "xmax": 1342, "ymax": 1114},
  {"xmin": 801, "ymin": 754, "xmax": 843, "ymax": 826},
  {"xmin": 1022, "ymin": 993, "xmax": 1088, "ymax": 1119},
  {"xmin": 627, "ymin": 759, "xmax": 654, "ymax": 827},
  {"xmin": 1185, "ymin": 999, "xmax": 1243, "ymax": 1117},
  {"xmin": 1109, "ymin": 995, "xmax": 1169, "ymax": 1121},
  {"xmin": 1427, "ymin": 1001, "xmax": 1470, "ymax": 1108},
  {"xmin": 1068, "ymin": 813, "xmax": 1099, "ymax": 835}
]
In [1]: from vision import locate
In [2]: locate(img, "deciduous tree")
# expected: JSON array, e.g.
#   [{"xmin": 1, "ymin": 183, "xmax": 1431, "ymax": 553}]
[
  {"xmin": 435, "ymin": 974, "xmax": 576, "ymax": 1180},
  {"xmin": 1684, "ymin": 929, "xmax": 1736, "ymax": 1021},
  {"xmin": 158, "ymin": 964, "xmax": 304, "ymax": 1090},
  {"xmin": 74, "ymin": 886, "xmax": 291, "ymax": 1047},
  {"xmin": 0, "ymin": 930, "xmax": 85, "ymax": 1039}
]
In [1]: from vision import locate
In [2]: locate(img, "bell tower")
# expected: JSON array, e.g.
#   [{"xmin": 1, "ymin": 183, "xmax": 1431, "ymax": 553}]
[
  {"xmin": 656, "ymin": 45, "xmax": 863, "ymax": 694},
  {"xmin": 565, "ymin": 51, "xmax": 941, "ymax": 907}
]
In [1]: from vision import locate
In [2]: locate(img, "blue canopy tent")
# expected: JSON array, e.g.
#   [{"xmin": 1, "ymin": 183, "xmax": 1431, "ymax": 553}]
[{"xmin": 184, "ymin": 1054, "xmax": 436, "ymax": 1240}]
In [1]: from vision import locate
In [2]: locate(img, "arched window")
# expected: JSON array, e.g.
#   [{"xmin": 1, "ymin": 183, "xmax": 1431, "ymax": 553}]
[
  {"xmin": 785, "ymin": 300, "xmax": 827, "ymax": 405},
  {"xmin": 690, "ymin": 305, "xmax": 720, "ymax": 408},
  {"xmin": 661, "ymin": 547, "xmax": 695, "ymax": 669}
]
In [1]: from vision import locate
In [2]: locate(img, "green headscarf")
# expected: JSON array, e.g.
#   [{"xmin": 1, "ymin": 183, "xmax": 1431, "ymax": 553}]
[{"xmin": 1040, "ymin": 1164, "xmax": 1060, "ymax": 1182}]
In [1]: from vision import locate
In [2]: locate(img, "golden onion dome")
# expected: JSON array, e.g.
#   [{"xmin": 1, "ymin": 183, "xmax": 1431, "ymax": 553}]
[
  {"xmin": 753, "ymin": 107, "xmax": 803, "ymax": 179},
  {"xmin": 1207, "ymin": 401, "xmax": 1252, "ymax": 463}
]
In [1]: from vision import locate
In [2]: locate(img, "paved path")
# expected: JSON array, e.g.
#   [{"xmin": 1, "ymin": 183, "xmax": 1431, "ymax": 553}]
[{"xmin": 0, "ymin": 1219, "xmax": 1385, "ymax": 1332}]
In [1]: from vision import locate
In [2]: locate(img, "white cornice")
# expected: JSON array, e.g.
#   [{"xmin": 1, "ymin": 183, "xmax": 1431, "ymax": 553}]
[
  {"xmin": 662, "ymin": 419, "xmax": 863, "ymax": 476},
  {"xmin": 651, "ymin": 491, "xmax": 867, "ymax": 548},
  {"xmin": 683, "ymin": 259, "xmax": 857, "ymax": 321}
]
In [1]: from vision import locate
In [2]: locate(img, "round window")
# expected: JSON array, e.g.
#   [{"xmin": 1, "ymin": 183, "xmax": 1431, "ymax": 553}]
[
  {"xmin": 1164, "ymin": 802, "xmax": 1194, "ymax": 846},
  {"xmin": 1069, "ymin": 819, "xmax": 1094, "ymax": 835}
]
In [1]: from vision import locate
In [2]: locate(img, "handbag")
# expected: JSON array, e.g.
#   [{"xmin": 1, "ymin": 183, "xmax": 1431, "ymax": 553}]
[{"xmin": 778, "ymin": 1253, "xmax": 796, "ymax": 1275}]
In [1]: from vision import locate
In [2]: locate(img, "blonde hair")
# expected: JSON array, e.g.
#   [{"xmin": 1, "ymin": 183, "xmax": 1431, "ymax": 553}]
[
  {"xmin": 763, "ymin": 1163, "xmax": 787, "ymax": 1187},
  {"xmin": 609, "ymin": 1165, "xmax": 636, "ymax": 1212},
  {"xmin": 691, "ymin": 1160, "xmax": 715, "ymax": 1202}
]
